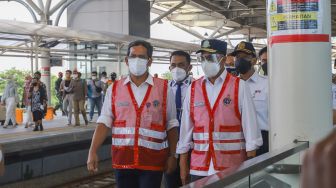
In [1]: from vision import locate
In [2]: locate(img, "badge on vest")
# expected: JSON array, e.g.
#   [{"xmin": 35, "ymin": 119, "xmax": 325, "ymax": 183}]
[
  {"xmin": 146, "ymin": 102, "xmax": 151, "ymax": 108},
  {"xmin": 153, "ymin": 100, "xmax": 160, "ymax": 108},
  {"xmin": 223, "ymin": 95, "xmax": 232, "ymax": 106},
  {"xmin": 194, "ymin": 101, "xmax": 205, "ymax": 107},
  {"xmin": 117, "ymin": 101, "xmax": 130, "ymax": 107}
]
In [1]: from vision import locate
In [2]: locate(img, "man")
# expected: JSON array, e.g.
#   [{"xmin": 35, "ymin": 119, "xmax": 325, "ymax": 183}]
[
  {"xmin": 60, "ymin": 70, "xmax": 74, "ymax": 125},
  {"xmin": 231, "ymin": 42, "xmax": 269, "ymax": 156},
  {"xmin": 71, "ymin": 71, "xmax": 88, "ymax": 126},
  {"xmin": 87, "ymin": 40, "xmax": 179, "ymax": 188},
  {"xmin": 33, "ymin": 71, "xmax": 47, "ymax": 91},
  {"xmin": 87, "ymin": 71, "xmax": 104, "ymax": 122},
  {"xmin": 107, "ymin": 72, "xmax": 117, "ymax": 87},
  {"xmin": 258, "ymin": 47, "xmax": 267, "ymax": 76},
  {"xmin": 301, "ymin": 129, "xmax": 336, "ymax": 188},
  {"xmin": 165, "ymin": 50, "xmax": 193, "ymax": 188},
  {"xmin": 177, "ymin": 39, "xmax": 262, "ymax": 184},
  {"xmin": 225, "ymin": 55, "xmax": 238, "ymax": 76},
  {"xmin": 100, "ymin": 71, "xmax": 108, "ymax": 84},
  {"xmin": 154, "ymin": 73, "xmax": 159, "ymax": 78},
  {"xmin": 54, "ymin": 72, "xmax": 64, "ymax": 116}
]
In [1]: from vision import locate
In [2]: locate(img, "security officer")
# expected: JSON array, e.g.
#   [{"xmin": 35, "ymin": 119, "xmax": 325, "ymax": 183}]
[
  {"xmin": 231, "ymin": 41, "xmax": 269, "ymax": 156},
  {"xmin": 178, "ymin": 39, "xmax": 262, "ymax": 184},
  {"xmin": 165, "ymin": 50, "xmax": 193, "ymax": 188},
  {"xmin": 87, "ymin": 40, "xmax": 179, "ymax": 188}
]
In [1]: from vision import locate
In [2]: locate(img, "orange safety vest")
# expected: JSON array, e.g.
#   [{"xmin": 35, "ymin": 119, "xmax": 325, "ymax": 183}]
[
  {"xmin": 190, "ymin": 74, "xmax": 246, "ymax": 172},
  {"xmin": 111, "ymin": 77, "xmax": 168, "ymax": 171}
]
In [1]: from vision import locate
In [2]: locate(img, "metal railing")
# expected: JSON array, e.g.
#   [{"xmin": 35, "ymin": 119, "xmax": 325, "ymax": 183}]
[{"xmin": 183, "ymin": 141, "xmax": 309, "ymax": 188}]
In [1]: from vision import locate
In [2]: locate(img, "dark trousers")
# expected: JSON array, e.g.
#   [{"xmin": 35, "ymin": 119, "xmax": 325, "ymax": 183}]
[
  {"xmin": 257, "ymin": 130, "xmax": 269, "ymax": 156},
  {"xmin": 164, "ymin": 161, "xmax": 182, "ymax": 188},
  {"xmin": 115, "ymin": 169, "xmax": 163, "ymax": 188},
  {"xmin": 190, "ymin": 175, "xmax": 206, "ymax": 182},
  {"xmin": 89, "ymin": 96, "xmax": 102, "ymax": 119}
]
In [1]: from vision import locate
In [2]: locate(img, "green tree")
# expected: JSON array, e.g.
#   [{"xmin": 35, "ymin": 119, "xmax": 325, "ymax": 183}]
[
  {"xmin": 50, "ymin": 75, "xmax": 58, "ymax": 106},
  {"xmin": 0, "ymin": 68, "xmax": 30, "ymax": 102},
  {"xmin": 161, "ymin": 71, "xmax": 172, "ymax": 80}
]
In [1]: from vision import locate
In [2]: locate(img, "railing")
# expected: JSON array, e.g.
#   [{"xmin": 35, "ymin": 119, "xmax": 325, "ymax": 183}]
[{"xmin": 183, "ymin": 141, "xmax": 309, "ymax": 188}]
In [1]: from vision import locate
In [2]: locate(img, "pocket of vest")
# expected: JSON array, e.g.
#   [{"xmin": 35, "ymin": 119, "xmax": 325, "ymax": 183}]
[
  {"xmin": 114, "ymin": 120, "xmax": 126, "ymax": 127},
  {"xmin": 219, "ymin": 125, "xmax": 241, "ymax": 132},
  {"xmin": 150, "ymin": 123, "xmax": 165, "ymax": 132},
  {"xmin": 194, "ymin": 126, "xmax": 204, "ymax": 133}
]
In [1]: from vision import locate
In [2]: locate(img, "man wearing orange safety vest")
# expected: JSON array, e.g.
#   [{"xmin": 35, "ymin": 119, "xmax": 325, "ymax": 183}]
[
  {"xmin": 87, "ymin": 40, "xmax": 179, "ymax": 188},
  {"xmin": 177, "ymin": 39, "xmax": 263, "ymax": 184}
]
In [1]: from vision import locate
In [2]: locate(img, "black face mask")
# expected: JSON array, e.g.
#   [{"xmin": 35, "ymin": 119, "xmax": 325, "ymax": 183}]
[
  {"xmin": 226, "ymin": 67, "xmax": 239, "ymax": 77},
  {"xmin": 235, "ymin": 58, "xmax": 252, "ymax": 74},
  {"xmin": 32, "ymin": 83, "xmax": 38, "ymax": 86},
  {"xmin": 261, "ymin": 63, "xmax": 268, "ymax": 76},
  {"xmin": 111, "ymin": 76, "xmax": 116, "ymax": 81}
]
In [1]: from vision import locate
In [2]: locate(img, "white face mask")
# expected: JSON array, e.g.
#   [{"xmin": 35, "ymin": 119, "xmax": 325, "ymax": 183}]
[
  {"xmin": 128, "ymin": 57, "xmax": 148, "ymax": 76},
  {"xmin": 171, "ymin": 67, "xmax": 187, "ymax": 82},
  {"xmin": 73, "ymin": 74, "xmax": 78, "ymax": 79},
  {"xmin": 92, "ymin": 76, "xmax": 97, "ymax": 80},
  {"xmin": 201, "ymin": 62, "xmax": 220, "ymax": 78}
]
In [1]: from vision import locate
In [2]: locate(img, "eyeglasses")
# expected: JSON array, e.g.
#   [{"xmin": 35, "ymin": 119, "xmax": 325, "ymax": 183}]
[{"xmin": 197, "ymin": 54, "xmax": 224, "ymax": 63}]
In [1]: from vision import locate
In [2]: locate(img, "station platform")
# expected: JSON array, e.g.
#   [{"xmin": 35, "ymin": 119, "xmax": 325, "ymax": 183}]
[{"xmin": 0, "ymin": 113, "xmax": 112, "ymax": 187}]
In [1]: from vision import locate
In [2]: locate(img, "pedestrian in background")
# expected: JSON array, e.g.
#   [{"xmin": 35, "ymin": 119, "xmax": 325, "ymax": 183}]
[
  {"xmin": 22, "ymin": 74, "xmax": 34, "ymax": 128},
  {"xmin": 60, "ymin": 70, "xmax": 74, "ymax": 125},
  {"xmin": 1, "ymin": 75, "xmax": 19, "ymax": 128},
  {"xmin": 71, "ymin": 71, "xmax": 88, "ymax": 126},
  {"xmin": 87, "ymin": 71, "xmax": 104, "ymax": 122},
  {"xmin": 29, "ymin": 78, "xmax": 47, "ymax": 131}
]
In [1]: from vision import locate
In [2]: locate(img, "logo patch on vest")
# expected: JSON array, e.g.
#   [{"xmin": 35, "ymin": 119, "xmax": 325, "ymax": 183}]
[
  {"xmin": 117, "ymin": 101, "xmax": 130, "ymax": 107},
  {"xmin": 223, "ymin": 95, "xmax": 232, "ymax": 106},
  {"xmin": 146, "ymin": 102, "xmax": 151, "ymax": 108},
  {"xmin": 153, "ymin": 100, "xmax": 160, "ymax": 107},
  {"xmin": 194, "ymin": 101, "xmax": 205, "ymax": 107}
]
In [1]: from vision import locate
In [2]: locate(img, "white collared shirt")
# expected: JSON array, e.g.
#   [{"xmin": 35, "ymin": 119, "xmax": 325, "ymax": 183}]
[
  {"xmin": 246, "ymin": 72, "xmax": 269, "ymax": 131},
  {"xmin": 169, "ymin": 76, "xmax": 193, "ymax": 119},
  {"xmin": 97, "ymin": 74, "xmax": 179, "ymax": 131},
  {"xmin": 176, "ymin": 70, "xmax": 263, "ymax": 176}
]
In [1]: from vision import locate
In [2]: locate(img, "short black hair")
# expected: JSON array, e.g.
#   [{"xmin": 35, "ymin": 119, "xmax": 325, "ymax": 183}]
[
  {"xmin": 258, "ymin": 47, "xmax": 267, "ymax": 57},
  {"xmin": 170, "ymin": 51, "xmax": 191, "ymax": 65},
  {"xmin": 66, "ymin": 70, "xmax": 72, "ymax": 74},
  {"xmin": 127, "ymin": 40, "xmax": 153, "ymax": 58},
  {"xmin": 34, "ymin": 71, "xmax": 41, "ymax": 76},
  {"xmin": 101, "ymin": 71, "xmax": 107, "ymax": 76},
  {"xmin": 92, "ymin": 71, "xmax": 98, "ymax": 75}
]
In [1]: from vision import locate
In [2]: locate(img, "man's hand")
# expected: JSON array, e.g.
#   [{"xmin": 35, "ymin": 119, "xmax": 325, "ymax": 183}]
[
  {"xmin": 247, "ymin": 150, "xmax": 256, "ymax": 158},
  {"xmin": 180, "ymin": 153, "xmax": 190, "ymax": 185},
  {"xmin": 87, "ymin": 151, "xmax": 99, "ymax": 174},
  {"xmin": 301, "ymin": 130, "xmax": 336, "ymax": 188},
  {"xmin": 165, "ymin": 156, "xmax": 177, "ymax": 174}
]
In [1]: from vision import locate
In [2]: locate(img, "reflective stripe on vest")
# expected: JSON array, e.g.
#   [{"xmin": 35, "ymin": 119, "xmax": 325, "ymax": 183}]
[
  {"xmin": 112, "ymin": 138, "xmax": 135, "ymax": 146},
  {"xmin": 193, "ymin": 133, "xmax": 209, "ymax": 140},
  {"xmin": 138, "ymin": 139, "xmax": 168, "ymax": 150},
  {"xmin": 139, "ymin": 128, "xmax": 166, "ymax": 140},
  {"xmin": 213, "ymin": 142, "xmax": 245, "ymax": 151},
  {"xmin": 194, "ymin": 143, "xmax": 209, "ymax": 151},
  {"xmin": 113, "ymin": 127, "xmax": 135, "ymax": 135},
  {"xmin": 212, "ymin": 132, "xmax": 244, "ymax": 140}
]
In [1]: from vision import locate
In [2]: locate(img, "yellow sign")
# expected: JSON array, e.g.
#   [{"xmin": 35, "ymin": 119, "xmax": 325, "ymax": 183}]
[
  {"xmin": 270, "ymin": 1, "xmax": 277, "ymax": 12},
  {"xmin": 272, "ymin": 12, "xmax": 317, "ymax": 22}
]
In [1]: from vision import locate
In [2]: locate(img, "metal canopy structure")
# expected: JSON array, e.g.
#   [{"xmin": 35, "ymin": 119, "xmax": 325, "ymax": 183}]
[{"xmin": 151, "ymin": 0, "xmax": 336, "ymax": 38}]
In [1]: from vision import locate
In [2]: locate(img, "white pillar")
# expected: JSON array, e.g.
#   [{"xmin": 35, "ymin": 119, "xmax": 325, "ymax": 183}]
[
  {"xmin": 268, "ymin": 0, "xmax": 333, "ymax": 149},
  {"xmin": 40, "ymin": 51, "xmax": 51, "ymax": 106}
]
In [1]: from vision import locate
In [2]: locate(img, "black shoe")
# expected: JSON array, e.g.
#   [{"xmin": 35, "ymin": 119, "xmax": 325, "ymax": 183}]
[
  {"xmin": 40, "ymin": 125, "xmax": 44, "ymax": 131},
  {"xmin": 33, "ymin": 126, "xmax": 39, "ymax": 131},
  {"xmin": 85, "ymin": 120, "xmax": 89, "ymax": 126}
]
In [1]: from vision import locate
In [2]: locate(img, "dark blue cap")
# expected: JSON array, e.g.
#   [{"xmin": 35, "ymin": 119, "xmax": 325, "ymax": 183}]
[
  {"xmin": 230, "ymin": 41, "xmax": 256, "ymax": 57},
  {"xmin": 196, "ymin": 39, "xmax": 227, "ymax": 55}
]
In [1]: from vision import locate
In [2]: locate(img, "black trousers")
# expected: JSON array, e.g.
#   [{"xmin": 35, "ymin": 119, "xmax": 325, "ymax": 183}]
[
  {"xmin": 114, "ymin": 169, "xmax": 163, "ymax": 188},
  {"xmin": 164, "ymin": 159, "xmax": 182, "ymax": 188},
  {"xmin": 257, "ymin": 130, "xmax": 269, "ymax": 156}
]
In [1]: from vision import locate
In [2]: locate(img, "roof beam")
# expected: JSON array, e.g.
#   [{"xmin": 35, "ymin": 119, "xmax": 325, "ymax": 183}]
[{"xmin": 151, "ymin": 0, "xmax": 187, "ymax": 25}]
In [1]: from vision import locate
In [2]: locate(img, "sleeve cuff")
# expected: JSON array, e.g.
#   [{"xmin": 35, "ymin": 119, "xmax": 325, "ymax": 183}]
[
  {"xmin": 245, "ymin": 137, "xmax": 263, "ymax": 151},
  {"xmin": 167, "ymin": 119, "xmax": 179, "ymax": 131},
  {"xmin": 176, "ymin": 142, "xmax": 194, "ymax": 154},
  {"xmin": 97, "ymin": 115, "xmax": 112, "ymax": 128}
]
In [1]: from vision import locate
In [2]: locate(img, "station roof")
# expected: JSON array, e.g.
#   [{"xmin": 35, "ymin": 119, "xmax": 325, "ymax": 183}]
[{"xmin": 152, "ymin": 0, "xmax": 336, "ymax": 38}]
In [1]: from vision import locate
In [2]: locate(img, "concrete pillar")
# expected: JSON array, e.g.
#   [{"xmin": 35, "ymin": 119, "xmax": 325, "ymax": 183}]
[
  {"xmin": 40, "ymin": 51, "xmax": 51, "ymax": 106},
  {"xmin": 267, "ymin": 0, "xmax": 333, "ymax": 149}
]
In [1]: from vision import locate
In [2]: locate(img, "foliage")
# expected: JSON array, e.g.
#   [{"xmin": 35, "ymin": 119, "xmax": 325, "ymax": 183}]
[
  {"xmin": 50, "ymin": 75, "xmax": 58, "ymax": 106},
  {"xmin": 161, "ymin": 71, "xmax": 172, "ymax": 80},
  {"xmin": 0, "ymin": 68, "xmax": 30, "ymax": 101}
]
